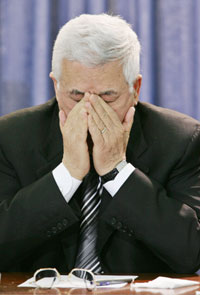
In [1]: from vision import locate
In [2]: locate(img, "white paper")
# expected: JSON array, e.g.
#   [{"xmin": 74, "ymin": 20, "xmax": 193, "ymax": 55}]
[
  {"xmin": 132, "ymin": 286, "xmax": 200, "ymax": 295},
  {"xmin": 131, "ymin": 276, "xmax": 199, "ymax": 289},
  {"xmin": 18, "ymin": 274, "xmax": 137, "ymax": 289}
]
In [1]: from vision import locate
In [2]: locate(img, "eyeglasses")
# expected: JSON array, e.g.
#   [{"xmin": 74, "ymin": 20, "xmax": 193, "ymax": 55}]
[
  {"xmin": 31, "ymin": 267, "xmax": 96, "ymax": 290},
  {"xmin": 31, "ymin": 267, "xmax": 132, "ymax": 290}
]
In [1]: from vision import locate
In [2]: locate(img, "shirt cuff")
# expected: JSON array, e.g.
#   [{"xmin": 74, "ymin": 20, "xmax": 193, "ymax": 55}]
[
  {"xmin": 52, "ymin": 162, "xmax": 82, "ymax": 203},
  {"xmin": 103, "ymin": 163, "xmax": 135, "ymax": 197}
]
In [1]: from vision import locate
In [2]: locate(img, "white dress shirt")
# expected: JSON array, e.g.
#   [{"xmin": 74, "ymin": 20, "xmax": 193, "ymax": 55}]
[{"xmin": 52, "ymin": 162, "xmax": 135, "ymax": 202}]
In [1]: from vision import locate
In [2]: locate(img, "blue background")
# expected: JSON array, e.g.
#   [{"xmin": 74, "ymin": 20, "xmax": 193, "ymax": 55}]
[{"xmin": 0, "ymin": 0, "xmax": 200, "ymax": 120}]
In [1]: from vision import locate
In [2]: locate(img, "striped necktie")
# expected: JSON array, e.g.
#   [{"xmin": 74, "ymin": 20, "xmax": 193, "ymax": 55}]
[{"xmin": 75, "ymin": 168, "xmax": 103, "ymax": 273}]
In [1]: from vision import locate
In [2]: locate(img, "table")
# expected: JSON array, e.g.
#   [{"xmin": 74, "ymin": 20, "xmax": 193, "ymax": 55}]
[{"xmin": 0, "ymin": 273, "xmax": 200, "ymax": 295}]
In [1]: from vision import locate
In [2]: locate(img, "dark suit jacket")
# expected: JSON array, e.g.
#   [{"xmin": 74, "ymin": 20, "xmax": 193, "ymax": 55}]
[{"xmin": 0, "ymin": 97, "xmax": 200, "ymax": 274}]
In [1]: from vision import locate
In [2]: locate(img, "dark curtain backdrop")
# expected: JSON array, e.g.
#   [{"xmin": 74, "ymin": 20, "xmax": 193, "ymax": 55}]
[{"xmin": 0, "ymin": 0, "xmax": 200, "ymax": 120}]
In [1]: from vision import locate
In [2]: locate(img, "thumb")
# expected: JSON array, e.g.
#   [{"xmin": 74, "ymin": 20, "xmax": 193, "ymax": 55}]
[
  {"xmin": 123, "ymin": 106, "xmax": 135, "ymax": 131},
  {"xmin": 59, "ymin": 109, "xmax": 67, "ymax": 129},
  {"xmin": 123, "ymin": 106, "xmax": 135, "ymax": 144}
]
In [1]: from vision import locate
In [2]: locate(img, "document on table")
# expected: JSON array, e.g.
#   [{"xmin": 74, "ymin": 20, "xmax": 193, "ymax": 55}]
[
  {"xmin": 130, "ymin": 276, "xmax": 200, "ymax": 294},
  {"xmin": 18, "ymin": 274, "xmax": 138, "ymax": 289},
  {"xmin": 130, "ymin": 276, "xmax": 200, "ymax": 289}
]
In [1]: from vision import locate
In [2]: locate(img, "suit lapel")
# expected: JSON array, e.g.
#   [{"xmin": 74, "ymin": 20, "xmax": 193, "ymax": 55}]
[
  {"xmin": 127, "ymin": 107, "xmax": 149, "ymax": 173},
  {"xmin": 36, "ymin": 100, "xmax": 63, "ymax": 178}
]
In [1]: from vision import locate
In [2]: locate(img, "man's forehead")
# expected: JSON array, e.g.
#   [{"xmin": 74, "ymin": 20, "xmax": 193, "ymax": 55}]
[
  {"xmin": 60, "ymin": 59, "xmax": 127, "ymax": 89},
  {"xmin": 61, "ymin": 58, "xmax": 123, "ymax": 76}
]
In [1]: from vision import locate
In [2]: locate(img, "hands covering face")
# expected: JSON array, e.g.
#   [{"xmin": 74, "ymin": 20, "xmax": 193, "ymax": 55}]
[{"xmin": 59, "ymin": 93, "xmax": 135, "ymax": 180}]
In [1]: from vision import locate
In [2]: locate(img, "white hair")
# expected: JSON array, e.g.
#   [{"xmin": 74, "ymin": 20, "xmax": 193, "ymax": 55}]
[{"xmin": 52, "ymin": 14, "xmax": 141, "ymax": 92}]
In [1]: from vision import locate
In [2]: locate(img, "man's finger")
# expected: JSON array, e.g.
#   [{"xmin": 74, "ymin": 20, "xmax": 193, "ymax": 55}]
[
  {"xmin": 88, "ymin": 113, "xmax": 104, "ymax": 146},
  {"xmin": 123, "ymin": 107, "xmax": 135, "ymax": 131},
  {"xmin": 85, "ymin": 101, "xmax": 106, "ymax": 132},
  {"xmin": 89, "ymin": 95, "xmax": 120, "ymax": 129},
  {"xmin": 123, "ymin": 106, "xmax": 135, "ymax": 145},
  {"xmin": 59, "ymin": 109, "xmax": 67, "ymax": 128},
  {"xmin": 123, "ymin": 107, "xmax": 135, "ymax": 146}
]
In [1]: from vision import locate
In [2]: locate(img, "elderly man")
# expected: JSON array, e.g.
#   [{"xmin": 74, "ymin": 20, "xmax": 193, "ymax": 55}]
[{"xmin": 0, "ymin": 14, "xmax": 200, "ymax": 274}]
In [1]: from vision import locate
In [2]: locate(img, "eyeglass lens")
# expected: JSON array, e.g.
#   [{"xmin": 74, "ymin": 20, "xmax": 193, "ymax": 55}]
[
  {"xmin": 35, "ymin": 270, "xmax": 57, "ymax": 281},
  {"xmin": 71, "ymin": 270, "xmax": 95, "ymax": 289}
]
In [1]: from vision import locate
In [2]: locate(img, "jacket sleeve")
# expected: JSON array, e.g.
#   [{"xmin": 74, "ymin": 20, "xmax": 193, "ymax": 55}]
[{"xmin": 102, "ymin": 125, "xmax": 200, "ymax": 273}]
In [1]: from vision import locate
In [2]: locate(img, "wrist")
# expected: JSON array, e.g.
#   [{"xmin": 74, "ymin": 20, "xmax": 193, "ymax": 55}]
[
  {"xmin": 101, "ymin": 160, "xmax": 128, "ymax": 182},
  {"xmin": 62, "ymin": 160, "xmax": 88, "ymax": 180}
]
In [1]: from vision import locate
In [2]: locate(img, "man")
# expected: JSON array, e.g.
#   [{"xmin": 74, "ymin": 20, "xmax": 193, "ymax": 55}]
[{"xmin": 0, "ymin": 14, "xmax": 200, "ymax": 274}]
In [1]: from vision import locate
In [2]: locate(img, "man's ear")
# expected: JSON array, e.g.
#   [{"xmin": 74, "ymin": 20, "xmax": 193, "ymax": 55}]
[
  {"xmin": 49, "ymin": 72, "xmax": 58, "ymax": 92},
  {"xmin": 133, "ymin": 74, "xmax": 142, "ymax": 105}
]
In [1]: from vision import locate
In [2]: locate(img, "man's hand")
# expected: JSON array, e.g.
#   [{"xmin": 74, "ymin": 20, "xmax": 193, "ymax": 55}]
[
  {"xmin": 86, "ymin": 94, "xmax": 135, "ymax": 175},
  {"xmin": 59, "ymin": 96, "xmax": 90, "ymax": 180}
]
